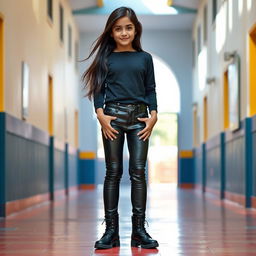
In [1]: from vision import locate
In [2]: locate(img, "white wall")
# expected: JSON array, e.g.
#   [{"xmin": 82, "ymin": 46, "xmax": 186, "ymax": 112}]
[
  {"xmin": 0, "ymin": 0, "xmax": 80, "ymax": 146},
  {"xmin": 193, "ymin": 0, "xmax": 256, "ymax": 143},
  {"xmin": 78, "ymin": 32, "xmax": 99, "ymax": 152}
]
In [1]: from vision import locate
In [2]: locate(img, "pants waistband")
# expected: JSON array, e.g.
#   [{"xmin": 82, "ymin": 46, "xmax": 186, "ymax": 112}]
[
  {"xmin": 105, "ymin": 102, "xmax": 147, "ymax": 108},
  {"xmin": 105, "ymin": 102, "xmax": 148, "ymax": 113},
  {"xmin": 104, "ymin": 102, "xmax": 149, "ymax": 127}
]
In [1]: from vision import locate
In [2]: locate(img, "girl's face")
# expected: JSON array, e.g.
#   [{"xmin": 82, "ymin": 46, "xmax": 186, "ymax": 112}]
[{"xmin": 111, "ymin": 16, "xmax": 136, "ymax": 49}]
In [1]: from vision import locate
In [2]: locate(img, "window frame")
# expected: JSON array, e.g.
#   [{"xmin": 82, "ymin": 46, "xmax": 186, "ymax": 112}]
[
  {"xmin": 59, "ymin": 4, "xmax": 64, "ymax": 43},
  {"xmin": 47, "ymin": 0, "xmax": 53, "ymax": 22}
]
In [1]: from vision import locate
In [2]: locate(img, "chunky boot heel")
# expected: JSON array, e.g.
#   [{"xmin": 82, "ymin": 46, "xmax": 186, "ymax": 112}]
[
  {"xmin": 112, "ymin": 239, "xmax": 120, "ymax": 247},
  {"xmin": 131, "ymin": 239, "xmax": 140, "ymax": 247},
  {"xmin": 94, "ymin": 214, "xmax": 120, "ymax": 249},
  {"xmin": 131, "ymin": 215, "xmax": 159, "ymax": 249}
]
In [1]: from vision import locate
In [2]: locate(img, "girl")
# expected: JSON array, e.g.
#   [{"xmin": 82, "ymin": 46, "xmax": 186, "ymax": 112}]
[{"xmin": 81, "ymin": 6, "xmax": 159, "ymax": 249}]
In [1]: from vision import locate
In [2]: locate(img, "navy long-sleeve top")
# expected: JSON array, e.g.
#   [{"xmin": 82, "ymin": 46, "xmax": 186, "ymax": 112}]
[{"xmin": 93, "ymin": 50, "xmax": 158, "ymax": 113}]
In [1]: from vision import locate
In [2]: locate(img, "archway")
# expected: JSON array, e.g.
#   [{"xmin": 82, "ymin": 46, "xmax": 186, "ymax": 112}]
[{"xmin": 148, "ymin": 54, "xmax": 180, "ymax": 184}]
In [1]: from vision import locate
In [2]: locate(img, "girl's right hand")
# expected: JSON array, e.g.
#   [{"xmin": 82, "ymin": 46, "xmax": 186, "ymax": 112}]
[{"xmin": 96, "ymin": 110, "xmax": 119, "ymax": 140}]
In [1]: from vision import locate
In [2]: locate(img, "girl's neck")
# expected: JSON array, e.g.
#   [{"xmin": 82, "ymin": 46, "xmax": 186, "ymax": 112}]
[{"xmin": 113, "ymin": 46, "xmax": 136, "ymax": 52}]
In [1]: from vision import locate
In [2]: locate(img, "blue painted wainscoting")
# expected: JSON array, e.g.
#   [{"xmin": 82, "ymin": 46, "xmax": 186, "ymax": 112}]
[
  {"xmin": 1, "ymin": 113, "xmax": 50, "ymax": 217},
  {"xmin": 194, "ymin": 145, "xmax": 203, "ymax": 191},
  {"xmin": 194, "ymin": 118, "xmax": 254, "ymax": 208},
  {"xmin": 0, "ymin": 113, "xmax": 79, "ymax": 217},
  {"xmin": 224, "ymin": 122, "xmax": 246, "ymax": 206},
  {"xmin": 53, "ymin": 139, "xmax": 66, "ymax": 194},
  {"xmin": 68, "ymin": 145, "xmax": 78, "ymax": 189},
  {"xmin": 205, "ymin": 134, "xmax": 222, "ymax": 197}
]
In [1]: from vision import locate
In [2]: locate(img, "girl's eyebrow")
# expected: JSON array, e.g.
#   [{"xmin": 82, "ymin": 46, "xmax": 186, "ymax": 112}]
[{"xmin": 113, "ymin": 23, "xmax": 134, "ymax": 28}]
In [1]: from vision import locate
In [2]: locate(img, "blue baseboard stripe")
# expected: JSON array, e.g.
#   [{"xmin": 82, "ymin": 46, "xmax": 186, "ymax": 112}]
[
  {"xmin": 49, "ymin": 136, "xmax": 54, "ymax": 200},
  {"xmin": 245, "ymin": 117, "xmax": 252, "ymax": 208},
  {"xmin": 220, "ymin": 132, "xmax": 225, "ymax": 199},
  {"xmin": 0, "ymin": 112, "xmax": 6, "ymax": 216},
  {"xmin": 202, "ymin": 143, "xmax": 206, "ymax": 193}
]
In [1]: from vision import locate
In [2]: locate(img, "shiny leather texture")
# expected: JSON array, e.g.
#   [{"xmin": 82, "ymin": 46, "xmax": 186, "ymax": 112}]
[
  {"xmin": 102, "ymin": 102, "xmax": 149, "ymax": 217},
  {"xmin": 94, "ymin": 213, "xmax": 120, "ymax": 249},
  {"xmin": 131, "ymin": 215, "xmax": 159, "ymax": 248}
]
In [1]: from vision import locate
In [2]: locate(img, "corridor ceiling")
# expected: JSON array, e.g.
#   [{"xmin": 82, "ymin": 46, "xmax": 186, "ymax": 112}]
[{"xmin": 68, "ymin": 0, "xmax": 200, "ymax": 32}]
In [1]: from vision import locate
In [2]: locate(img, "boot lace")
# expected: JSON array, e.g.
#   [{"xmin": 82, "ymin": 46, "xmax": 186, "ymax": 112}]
[
  {"xmin": 141, "ymin": 219, "xmax": 151, "ymax": 237},
  {"xmin": 101, "ymin": 218, "xmax": 115, "ymax": 235}
]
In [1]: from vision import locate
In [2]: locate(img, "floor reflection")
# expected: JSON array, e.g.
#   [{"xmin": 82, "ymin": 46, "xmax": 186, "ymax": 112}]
[
  {"xmin": 1, "ymin": 184, "xmax": 256, "ymax": 255},
  {"xmin": 93, "ymin": 247, "xmax": 159, "ymax": 256}
]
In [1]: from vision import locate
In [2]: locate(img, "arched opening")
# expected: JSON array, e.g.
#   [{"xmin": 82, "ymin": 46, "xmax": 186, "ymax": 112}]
[{"xmin": 148, "ymin": 54, "xmax": 180, "ymax": 184}]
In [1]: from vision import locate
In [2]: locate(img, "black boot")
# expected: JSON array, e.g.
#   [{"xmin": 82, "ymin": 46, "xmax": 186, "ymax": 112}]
[
  {"xmin": 94, "ymin": 213, "xmax": 120, "ymax": 249},
  {"xmin": 131, "ymin": 215, "xmax": 159, "ymax": 249}
]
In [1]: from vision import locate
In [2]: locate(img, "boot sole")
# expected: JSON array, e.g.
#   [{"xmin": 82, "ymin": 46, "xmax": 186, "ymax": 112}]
[
  {"xmin": 131, "ymin": 239, "xmax": 159, "ymax": 249},
  {"xmin": 94, "ymin": 240, "xmax": 120, "ymax": 249}
]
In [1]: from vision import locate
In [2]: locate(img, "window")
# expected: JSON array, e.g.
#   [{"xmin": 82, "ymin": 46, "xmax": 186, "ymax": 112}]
[
  {"xmin": 203, "ymin": 5, "xmax": 207, "ymax": 43},
  {"xmin": 212, "ymin": 0, "xmax": 217, "ymax": 23},
  {"xmin": 47, "ymin": 0, "xmax": 53, "ymax": 21},
  {"xmin": 68, "ymin": 25, "xmax": 72, "ymax": 58},
  {"xmin": 59, "ymin": 4, "xmax": 64, "ymax": 42}
]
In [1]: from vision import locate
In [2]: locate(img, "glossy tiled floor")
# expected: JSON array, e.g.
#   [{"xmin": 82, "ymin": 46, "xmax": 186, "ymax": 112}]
[{"xmin": 1, "ymin": 184, "xmax": 256, "ymax": 255}]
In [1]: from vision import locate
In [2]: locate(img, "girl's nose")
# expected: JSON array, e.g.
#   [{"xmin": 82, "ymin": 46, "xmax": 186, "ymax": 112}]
[{"xmin": 121, "ymin": 29, "xmax": 127, "ymax": 35}]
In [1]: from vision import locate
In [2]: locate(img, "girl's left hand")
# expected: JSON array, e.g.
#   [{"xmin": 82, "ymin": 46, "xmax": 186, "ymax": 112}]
[{"xmin": 137, "ymin": 112, "xmax": 158, "ymax": 141}]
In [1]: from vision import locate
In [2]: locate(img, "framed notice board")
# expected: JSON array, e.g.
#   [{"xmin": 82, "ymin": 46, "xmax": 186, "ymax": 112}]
[
  {"xmin": 21, "ymin": 61, "xmax": 29, "ymax": 120},
  {"xmin": 228, "ymin": 54, "xmax": 240, "ymax": 131}
]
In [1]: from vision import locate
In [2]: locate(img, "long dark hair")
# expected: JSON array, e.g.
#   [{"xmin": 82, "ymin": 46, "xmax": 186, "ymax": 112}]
[{"xmin": 80, "ymin": 7, "xmax": 143, "ymax": 100}]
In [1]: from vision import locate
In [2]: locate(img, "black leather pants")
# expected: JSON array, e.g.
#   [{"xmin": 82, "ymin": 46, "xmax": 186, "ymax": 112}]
[{"xmin": 102, "ymin": 102, "xmax": 149, "ymax": 218}]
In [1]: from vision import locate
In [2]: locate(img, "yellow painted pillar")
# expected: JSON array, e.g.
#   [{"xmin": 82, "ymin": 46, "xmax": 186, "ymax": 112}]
[
  {"xmin": 167, "ymin": 0, "xmax": 173, "ymax": 6},
  {"xmin": 0, "ymin": 17, "xmax": 4, "ymax": 112},
  {"xmin": 48, "ymin": 76, "xmax": 53, "ymax": 136},
  {"xmin": 97, "ymin": 0, "xmax": 104, "ymax": 7},
  {"xmin": 249, "ymin": 26, "xmax": 256, "ymax": 116},
  {"xmin": 223, "ymin": 70, "xmax": 229, "ymax": 129}
]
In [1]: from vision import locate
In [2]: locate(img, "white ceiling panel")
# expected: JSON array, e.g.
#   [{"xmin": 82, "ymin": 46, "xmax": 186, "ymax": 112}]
[{"xmin": 68, "ymin": 0, "xmax": 200, "ymax": 32}]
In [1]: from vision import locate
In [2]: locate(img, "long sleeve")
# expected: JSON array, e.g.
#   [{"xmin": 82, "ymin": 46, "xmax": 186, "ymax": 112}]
[
  {"xmin": 93, "ymin": 84, "xmax": 106, "ymax": 113},
  {"xmin": 145, "ymin": 54, "xmax": 158, "ymax": 112}
]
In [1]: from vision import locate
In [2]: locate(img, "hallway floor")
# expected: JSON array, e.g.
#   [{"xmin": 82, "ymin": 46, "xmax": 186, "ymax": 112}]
[{"xmin": 1, "ymin": 184, "xmax": 256, "ymax": 255}]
